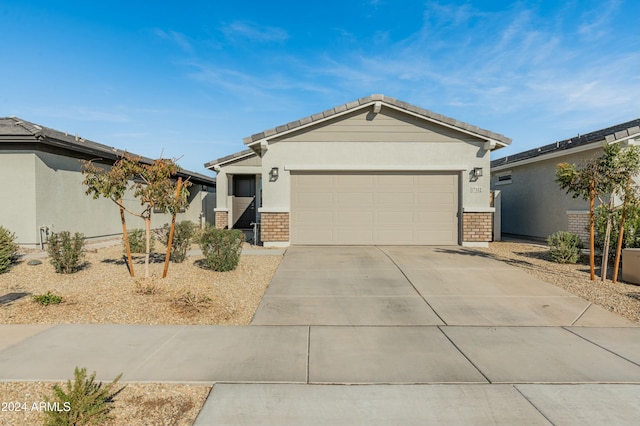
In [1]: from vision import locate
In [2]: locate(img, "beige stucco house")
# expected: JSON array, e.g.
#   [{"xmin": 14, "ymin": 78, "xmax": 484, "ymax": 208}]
[
  {"xmin": 206, "ymin": 94, "xmax": 511, "ymax": 247},
  {"xmin": 0, "ymin": 117, "xmax": 217, "ymax": 247},
  {"xmin": 490, "ymin": 119, "xmax": 640, "ymax": 242}
]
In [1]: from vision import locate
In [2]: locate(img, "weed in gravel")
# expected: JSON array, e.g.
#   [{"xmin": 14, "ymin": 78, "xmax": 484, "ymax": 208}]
[
  {"xmin": 174, "ymin": 291, "xmax": 212, "ymax": 313},
  {"xmin": 134, "ymin": 279, "xmax": 164, "ymax": 295},
  {"xmin": 32, "ymin": 291, "xmax": 63, "ymax": 306}
]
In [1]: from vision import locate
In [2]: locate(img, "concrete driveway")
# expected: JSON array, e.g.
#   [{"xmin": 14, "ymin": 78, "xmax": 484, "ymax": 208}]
[{"xmin": 251, "ymin": 246, "xmax": 634, "ymax": 327}]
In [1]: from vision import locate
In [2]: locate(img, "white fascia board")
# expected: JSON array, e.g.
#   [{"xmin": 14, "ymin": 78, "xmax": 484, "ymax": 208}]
[
  {"xmin": 207, "ymin": 152, "xmax": 257, "ymax": 170},
  {"xmin": 490, "ymin": 141, "xmax": 603, "ymax": 172},
  {"xmin": 284, "ymin": 165, "xmax": 468, "ymax": 171},
  {"xmin": 213, "ymin": 208, "xmax": 229, "ymax": 212},
  {"xmin": 216, "ymin": 165, "xmax": 262, "ymax": 175}
]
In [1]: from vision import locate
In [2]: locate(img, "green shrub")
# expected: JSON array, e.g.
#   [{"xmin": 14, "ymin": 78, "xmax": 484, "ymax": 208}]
[
  {"xmin": 199, "ymin": 226, "xmax": 244, "ymax": 271},
  {"xmin": 548, "ymin": 231, "xmax": 583, "ymax": 264},
  {"xmin": 124, "ymin": 228, "xmax": 154, "ymax": 254},
  {"xmin": 33, "ymin": 291, "xmax": 63, "ymax": 305},
  {"xmin": 48, "ymin": 231, "xmax": 86, "ymax": 274},
  {"xmin": 0, "ymin": 226, "xmax": 19, "ymax": 273},
  {"xmin": 42, "ymin": 367, "xmax": 124, "ymax": 426},
  {"xmin": 158, "ymin": 221, "xmax": 198, "ymax": 263},
  {"xmin": 595, "ymin": 204, "xmax": 640, "ymax": 260}
]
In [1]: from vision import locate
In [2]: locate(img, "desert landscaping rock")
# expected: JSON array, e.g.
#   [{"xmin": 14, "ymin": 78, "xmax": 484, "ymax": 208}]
[
  {"xmin": 0, "ymin": 245, "xmax": 282, "ymax": 325},
  {"xmin": 26, "ymin": 259, "xmax": 42, "ymax": 266},
  {"xmin": 0, "ymin": 381, "xmax": 210, "ymax": 426},
  {"xmin": 482, "ymin": 241, "xmax": 640, "ymax": 324}
]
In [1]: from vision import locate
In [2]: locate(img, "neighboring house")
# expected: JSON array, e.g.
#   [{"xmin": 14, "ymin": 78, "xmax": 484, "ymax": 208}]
[
  {"xmin": 0, "ymin": 117, "xmax": 217, "ymax": 247},
  {"xmin": 205, "ymin": 94, "xmax": 511, "ymax": 247},
  {"xmin": 490, "ymin": 119, "xmax": 640, "ymax": 242}
]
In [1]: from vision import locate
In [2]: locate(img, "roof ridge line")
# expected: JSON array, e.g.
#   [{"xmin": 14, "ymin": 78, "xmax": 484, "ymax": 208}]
[{"xmin": 242, "ymin": 95, "xmax": 512, "ymax": 146}]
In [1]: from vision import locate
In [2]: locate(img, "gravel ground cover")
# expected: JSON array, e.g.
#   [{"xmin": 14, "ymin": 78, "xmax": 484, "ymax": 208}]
[
  {"xmin": 0, "ymin": 244, "xmax": 282, "ymax": 325},
  {"xmin": 481, "ymin": 241, "xmax": 640, "ymax": 324},
  {"xmin": 0, "ymin": 382, "xmax": 210, "ymax": 425}
]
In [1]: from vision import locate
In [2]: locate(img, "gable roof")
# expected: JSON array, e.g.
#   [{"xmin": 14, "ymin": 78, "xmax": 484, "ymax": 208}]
[
  {"xmin": 0, "ymin": 116, "xmax": 216, "ymax": 185},
  {"xmin": 242, "ymin": 94, "xmax": 512, "ymax": 148},
  {"xmin": 204, "ymin": 148, "xmax": 256, "ymax": 170},
  {"xmin": 491, "ymin": 118, "xmax": 640, "ymax": 170}
]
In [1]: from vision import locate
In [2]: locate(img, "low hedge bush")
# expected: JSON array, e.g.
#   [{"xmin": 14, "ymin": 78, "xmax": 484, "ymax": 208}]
[
  {"xmin": 125, "ymin": 228, "xmax": 154, "ymax": 254},
  {"xmin": 48, "ymin": 231, "xmax": 86, "ymax": 274},
  {"xmin": 548, "ymin": 231, "xmax": 583, "ymax": 264},
  {"xmin": 0, "ymin": 226, "xmax": 18, "ymax": 273},
  {"xmin": 199, "ymin": 227, "xmax": 244, "ymax": 272},
  {"xmin": 158, "ymin": 221, "xmax": 198, "ymax": 263}
]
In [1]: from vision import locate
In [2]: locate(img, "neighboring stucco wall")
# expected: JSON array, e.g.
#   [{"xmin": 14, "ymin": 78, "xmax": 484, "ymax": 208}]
[
  {"xmin": 9, "ymin": 150, "xmax": 209, "ymax": 245},
  {"xmin": 262, "ymin": 108, "xmax": 491, "ymax": 213},
  {"xmin": 491, "ymin": 147, "xmax": 602, "ymax": 240},
  {"xmin": 0, "ymin": 152, "xmax": 37, "ymax": 244}
]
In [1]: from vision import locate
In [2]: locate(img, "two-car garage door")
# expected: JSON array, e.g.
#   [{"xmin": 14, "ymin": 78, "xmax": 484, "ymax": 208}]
[{"xmin": 290, "ymin": 171, "xmax": 459, "ymax": 245}]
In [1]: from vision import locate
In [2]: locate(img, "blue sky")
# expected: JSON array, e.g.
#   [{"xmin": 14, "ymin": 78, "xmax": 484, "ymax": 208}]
[{"xmin": 2, "ymin": 0, "xmax": 638, "ymax": 174}]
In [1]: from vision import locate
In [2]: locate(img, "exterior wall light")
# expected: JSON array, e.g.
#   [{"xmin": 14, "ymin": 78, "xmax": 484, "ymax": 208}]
[
  {"xmin": 269, "ymin": 167, "xmax": 279, "ymax": 182},
  {"xmin": 472, "ymin": 167, "xmax": 483, "ymax": 178}
]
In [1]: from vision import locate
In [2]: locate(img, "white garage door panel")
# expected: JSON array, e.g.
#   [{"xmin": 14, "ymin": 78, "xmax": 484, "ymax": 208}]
[
  {"xmin": 337, "ymin": 211, "xmax": 374, "ymax": 226},
  {"xmin": 337, "ymin": 192, "xmax": 374, "ymax": 205},
  {"xmin": 291, "ymin": 172, "xmax": 459, "ymax": 245}
]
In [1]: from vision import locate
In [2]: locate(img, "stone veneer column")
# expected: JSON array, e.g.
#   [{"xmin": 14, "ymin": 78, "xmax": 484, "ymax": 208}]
[
  {"xmin": 261, "ymin": 212, "xmax": 290, "ymax": 243},
  {"xmin": 462, "ymin": 212, "xmax": 493, "ymax": 243},
  {"xmin": 214, "ymin": 211, "xmax": 228, "ymax": 229}
]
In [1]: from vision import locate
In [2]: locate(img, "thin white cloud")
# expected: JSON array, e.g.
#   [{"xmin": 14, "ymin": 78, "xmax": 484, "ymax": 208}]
[
  {"xmin": 221, "ymin": 22, "xmax": 288, "ymax": 43},
  {"xmin": 577, "ymin": 0, "xmax": 620, "ymax": 40},
  {"xmin": 153, "ymin": 29, "xmax": 194, "ymax": 53}
]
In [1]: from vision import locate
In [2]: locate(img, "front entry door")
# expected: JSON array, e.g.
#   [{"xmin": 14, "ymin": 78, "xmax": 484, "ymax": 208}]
[{"xmin": 232, "ymin": 175, "xmax": 256, "ymax": 228}]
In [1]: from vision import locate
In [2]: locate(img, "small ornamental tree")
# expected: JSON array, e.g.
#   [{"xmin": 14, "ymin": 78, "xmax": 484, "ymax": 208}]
[
  {"xmin": 82, "ymin": 154, "xmax": 139, "ymax": 276},
  {"xmin": 556, "ymin": 143, "xmax": 640, "ymax": 282},
  {"xmin": 611, "ymin": 145, "xmax": 640, "ymax": 282},
  {"xmin": 556, "ymin": 156, "xmax": 602, "ymax": 280},
  {"xmin": 82, "ymin": 154, "xmax": 191, "ymax": 278}
]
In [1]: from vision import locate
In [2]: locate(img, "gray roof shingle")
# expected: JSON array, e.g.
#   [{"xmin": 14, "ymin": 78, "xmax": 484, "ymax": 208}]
[
  {"xmin": 204, "ymin": 148, "xmax": 256, "ymax": 169},
  {"xmin": 0, "ymin": 117, "xmax": 216, "ymax": 185},
  {"xmin": 491, "ymin": 119, "xmax": 640, "ymax": 168},
  {"xmin": 241, "ymin": 94, "xmax": 512, "ymax": 146}
]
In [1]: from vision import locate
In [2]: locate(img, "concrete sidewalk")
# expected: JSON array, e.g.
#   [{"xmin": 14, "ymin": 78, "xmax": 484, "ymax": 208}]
[
  {"xmin": 1, "ymin": 323, "xmax": 640, "ymax": 424},
  {"xmin": 1, "ymin": 324, "xmax": 639, "ymax": 384}
]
